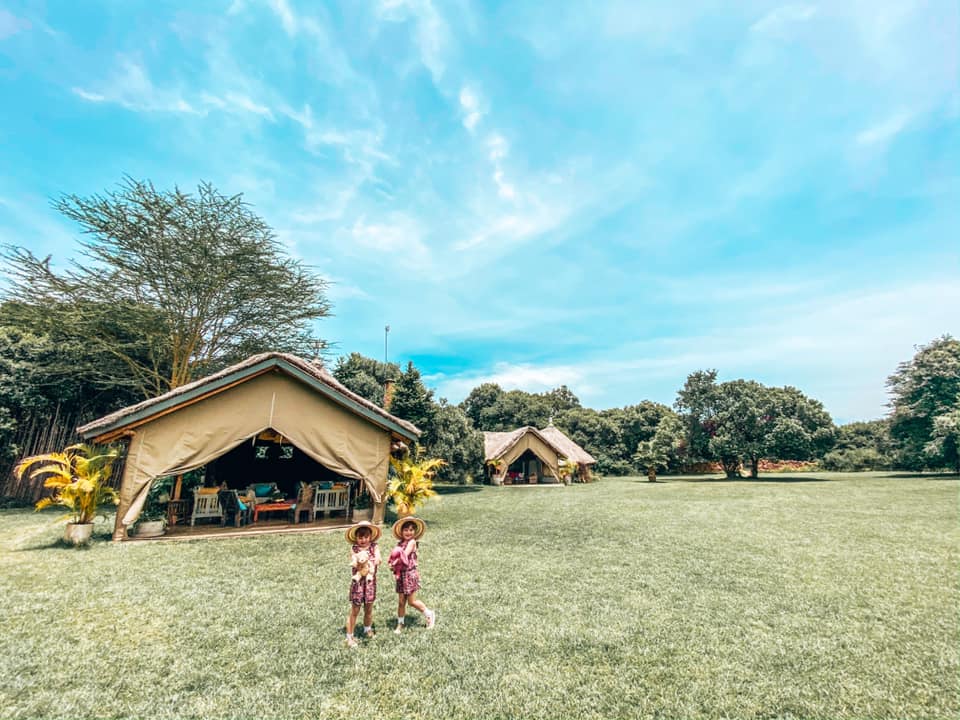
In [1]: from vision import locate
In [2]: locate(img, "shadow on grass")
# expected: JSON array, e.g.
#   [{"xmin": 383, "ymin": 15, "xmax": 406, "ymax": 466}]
[
  {"xmin": 433, "ymin": 484, "xmax": 484, "ymax": 495},
  {"xmin": 682, "ymin": 475, "xmax": 831, "ymax": 483},
  {"xmin": 887, "ymin": 472, "xmax": 960, "ymax": 481},
  {"xmin": 14, "ymin": 533, "xmax": 113, "ymax": 553}
]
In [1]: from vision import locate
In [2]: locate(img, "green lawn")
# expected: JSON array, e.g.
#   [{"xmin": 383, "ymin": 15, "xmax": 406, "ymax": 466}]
[{"xmin": 1, "ymin": 473, "xmax": 957, "ymax": 719}]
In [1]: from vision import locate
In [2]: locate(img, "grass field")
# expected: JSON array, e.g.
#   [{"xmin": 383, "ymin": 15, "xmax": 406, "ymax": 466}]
[{"xmin": 1, "ymin": 472, "xmax": 957, "ymax": 719}]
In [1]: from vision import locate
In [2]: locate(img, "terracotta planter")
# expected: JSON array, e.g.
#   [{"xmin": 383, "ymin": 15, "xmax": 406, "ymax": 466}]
[{"xmin": 64, "ymin": 522, "xmax": 94, "ymax": 546}]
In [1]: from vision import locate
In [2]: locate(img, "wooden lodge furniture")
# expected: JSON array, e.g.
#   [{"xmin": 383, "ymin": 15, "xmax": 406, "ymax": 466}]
[
  {"xmin": 166, "ymin": 498, "xmax": 191, "ymax": 526},
  {"xmin": 252, "ymin": 500, "xmax": 295, "ymax": 523},
  {"xmin": 291, "ymin": 484, "xmax": 315, "ymax": 524},
  {"xmin": 245, "ymin": 482, "xmax": 281, "ymax": 505},
  {"xmin": 219, "ymin": 490, "xmax": 252, "ymax": 527},
  {"xmin": 313, "ymin": 484, "xmax": 349, "ymax": 517},
  {"xmin": 191, "ymin": 489, "xmax": 224, "ymax": 526}
]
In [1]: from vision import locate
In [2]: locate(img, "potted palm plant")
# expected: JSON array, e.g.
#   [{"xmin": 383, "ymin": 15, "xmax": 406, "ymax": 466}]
[
  {"xmin": 558, "ymin": 458, "xmax": 578, "ymax": 485},
  {"xmin": 387, "ymin": 447, "xmax": 445, "ymax": 517},
  {"xmin": 485, "ymin": 458, "xmax": 505, "ymax": 485},
  {"xmin": 16, "ymin": 443, "xmax": 120, "ymax": 545}
]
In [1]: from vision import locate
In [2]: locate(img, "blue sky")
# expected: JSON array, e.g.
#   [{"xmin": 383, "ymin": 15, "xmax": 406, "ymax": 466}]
[{"xmin": 1, "ymin": 1, "xmax": 957, "ymax": 424}]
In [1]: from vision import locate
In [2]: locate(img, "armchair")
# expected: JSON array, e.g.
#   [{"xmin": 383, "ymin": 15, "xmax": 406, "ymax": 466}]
[
  {"xmin": 218, "ymin": 490, "xmax": 252, "ymax": 527},
  {"xmin": 291, "ymin": 483, "xmax": 316, "ymax": 524}
]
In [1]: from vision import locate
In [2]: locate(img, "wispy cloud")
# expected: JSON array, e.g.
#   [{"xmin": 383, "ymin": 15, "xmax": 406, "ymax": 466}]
[
  {"xmin": 376, "ymin": 0, "xmax": 450, "ymax": 82},
  {"xmin": 856, "ymin": 111, "xmax": 912, "ymax": 147},
  {"xmin": 346, "ymin": 213, "xmax": 431, "ymax": 268},
  {"xmin": 72, "ymin": 55, "xmax": 282, "ymax": 121},
  {"xmin": 429, "ymin": 362, "xmax": 587, "ymax": 402},
  {"xmin": 750, "ymin": 4, "xmax": 817, "ymax": 34},
  {"xmin": 486, "ymin": 133, "xmax": 516, "ymax": 200},
  {"xmin": 268, "ymin": 0, "xmax": 298, "ymax": 35},
  {"xmin": 459, "ymin": 86, "xmax": 483, "ymax": 132},
  {"xmin": 72, "ymin": 57, "xmax": 198, "ymax": 114}
]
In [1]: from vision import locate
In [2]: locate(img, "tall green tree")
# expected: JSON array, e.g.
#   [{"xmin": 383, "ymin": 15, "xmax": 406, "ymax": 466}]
[
  {"xmin": 888, "ymin": 335, "xmax": 960, "ymax": 473},
  {"xmin": 429, "ymin": 400, "xmax": 484, "ymax": 483},
  {"xmin": 459, "ymin": 382, "xmax": 504, "ymax": 428},
  {"xmin": 332, "ymin": 352, "xmax": 399, "ymax": 406},
  {"xmin": 675, "ymin": 371, "xmax": 835, "ymax": 478},
  {"xmin": 634, "ymin": 412, "xmax": 684, "ymax": 481},
  {"xmin": 2, "ymin": 178, "xmax": 331, "ymax": 398},
  {"xmin": 391, "ymin": 361, "xmax": 437, "ymax": 443}
]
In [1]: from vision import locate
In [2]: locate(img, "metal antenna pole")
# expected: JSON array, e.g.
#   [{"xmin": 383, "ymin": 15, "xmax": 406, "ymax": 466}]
[{"xmin": 384, "ymin": 325, "xmax": 390, "ymax": 372}]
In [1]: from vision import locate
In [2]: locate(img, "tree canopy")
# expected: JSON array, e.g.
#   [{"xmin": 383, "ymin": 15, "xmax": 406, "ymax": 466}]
[
  {"xmin": 1, "ymin": 178, "xmax": 331, "ymax": 398},
  {"xmin": 675, "ymin": 371, "xmax": 835, "ymax": 478},
  {"xmin": 888, "ymin": 335, "xmax": 960, "ymax": 473}
]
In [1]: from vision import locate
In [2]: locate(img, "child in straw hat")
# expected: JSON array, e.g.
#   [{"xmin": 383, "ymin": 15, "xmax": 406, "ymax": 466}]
[
  {"xmin": 388, "ymin": 516, "xmax": 436, "ymax": 633},
  {"xmin": 344, "ymin": 520, "xmax": 382, "ymax": 648}
]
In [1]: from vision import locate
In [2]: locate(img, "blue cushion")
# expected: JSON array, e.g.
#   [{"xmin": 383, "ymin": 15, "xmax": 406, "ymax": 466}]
[{"xmin": 254, "ymin": 483, "xmax": 273, "ymax": 497}]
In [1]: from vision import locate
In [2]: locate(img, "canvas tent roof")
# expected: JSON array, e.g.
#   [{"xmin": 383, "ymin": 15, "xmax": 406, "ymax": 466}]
[
  {"xmin": 78, "ymin": 353, "xmax": 420, "ymax": 539},
  {"xmin": 483, "ymin": 425, "xmax": 595, "ymax": 466},
  {"xmin": 538, "ymin": 425, "xmax": 596, "ymax": 466}
]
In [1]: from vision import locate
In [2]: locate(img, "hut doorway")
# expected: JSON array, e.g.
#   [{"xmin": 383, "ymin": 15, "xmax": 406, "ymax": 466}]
[{"xmin": 507, "ymin": 449, "xmax": 543, "ymax": 484}]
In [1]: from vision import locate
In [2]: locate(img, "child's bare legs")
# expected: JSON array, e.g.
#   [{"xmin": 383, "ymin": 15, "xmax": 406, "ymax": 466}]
[
  {"xmin": 362, "ymin": 602, "xmax": 375, "ymax": 638},
  {"xmin": 395, "ymin": 592, "xmax": 434, "ymax": 632},
  {"xmin": 346, "ymin": 603, "xmax": 361, "ymax": 646}
]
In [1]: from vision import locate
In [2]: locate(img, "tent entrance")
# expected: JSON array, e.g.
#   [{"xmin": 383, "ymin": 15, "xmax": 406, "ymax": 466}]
[
  {"xmin": 206, "ymin": 430, "xmax": 357, "ymax": 502},
  {"xmin": 506, "ymin": 449, "xmax": 544, "ymax": 484}
]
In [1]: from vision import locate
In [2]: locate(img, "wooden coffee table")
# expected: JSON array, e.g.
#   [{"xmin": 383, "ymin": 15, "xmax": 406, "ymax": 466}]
[{"xmin": 253, "ymin": 500, "xmax": 295, "ymax": 523}]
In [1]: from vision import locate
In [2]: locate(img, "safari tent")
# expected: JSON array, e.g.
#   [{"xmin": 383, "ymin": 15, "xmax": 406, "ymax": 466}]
[
  {"xmin": 77, "ymin": 353, "xmax": 419, "ymax": 540},
  {"xmin": 483, "ymin": 425, "xmax": 595, "ymax": 485}
]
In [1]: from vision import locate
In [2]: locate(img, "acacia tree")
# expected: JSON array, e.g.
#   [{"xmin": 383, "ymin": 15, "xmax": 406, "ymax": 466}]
[
  {"xmin": 888, "ymin": 335, "xmax": 960, "ymax": 473},
  {"xmin": 2, "ymin": 178, "xmax": 331, "ymax": 398}
]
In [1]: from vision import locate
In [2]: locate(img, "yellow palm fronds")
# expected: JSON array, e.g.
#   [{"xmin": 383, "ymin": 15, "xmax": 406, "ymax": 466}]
[
  {"xmin": 17, "ymin": 443, "xmax": 120, "ymax": 524},
  {"xmin": 388, "ymin": 448, "xmax": 445, "ymax": 516}
]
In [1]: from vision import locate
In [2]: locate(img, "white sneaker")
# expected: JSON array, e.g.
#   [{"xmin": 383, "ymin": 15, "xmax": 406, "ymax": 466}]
[
  {"xmin": 394, "ymin": 624, "xmax": 403, "ymax": 635},
  {"xmin": 425, "ymin": 609, "xmax": 436, "ymax": 629},
  {"xmin": 346, "ymin": 635, "xmax": 358, "ymax": 648}
]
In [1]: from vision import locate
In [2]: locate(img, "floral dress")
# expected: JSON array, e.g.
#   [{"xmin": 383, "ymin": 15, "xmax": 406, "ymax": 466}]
[
  {"xmin": 348, "ymin": 541, "xmax": 378, "ymax": 606},
  {"xmin": 394, "ymin": 539, "xmax": 421, "ymax": 595}
]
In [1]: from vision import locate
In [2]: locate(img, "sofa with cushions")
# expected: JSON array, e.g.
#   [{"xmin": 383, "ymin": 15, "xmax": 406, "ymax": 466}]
[{"xmin": 245, "ymin": 482, "xmax": 282, "ymax": 505}]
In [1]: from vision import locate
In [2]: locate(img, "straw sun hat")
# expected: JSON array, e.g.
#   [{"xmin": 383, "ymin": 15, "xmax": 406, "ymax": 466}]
[
  {"xmin": 345, "ymin": 520, "xmax": 381, "ymax": 544},
  {"xmin": 391, "ymin": 516, "xmax": 426, "ymax": 540}
]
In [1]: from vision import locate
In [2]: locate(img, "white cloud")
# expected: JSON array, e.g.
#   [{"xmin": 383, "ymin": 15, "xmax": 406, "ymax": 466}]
[
  {"xmin": 459, "ymin": 86, "xmax": 483, "ymax": 131},
  {"xmin": 269, "ymin": 0, "xmax": 298, "ymax": 35},
  {"xmin": 72, "ymin": 57, "xmax": 199, "ymax": 114},
  {"xmin": 856, "ymin": 111, "xmax": 912, "ymax": 146},
  {"xmin": 348, "ymin": 214, "xmax": 431, "ymax": 267},
  {"xmin": 751, "ymin": 4, "xmax": 817, "ymax": 34},
  {"xmin": 223, "ymin": 92, "xmax": 274, "ymax": 119},
  {"xmin": 485, "ymin": 133, "xmax": 517, "ymax": 200},
  {"xmin": 431, "ymin": 278, "xmax": 960, "ymax": 420},
  {"xmin": 72, "ymin": 56, "xmax": 281, "ymax": 121},
  {"xmin": 376, "ymin": 0, "xmax": 449, "ymax": 82},
  {"xmin": 431, "ymin": 362, "xmax": 587, "ymax": 402}
]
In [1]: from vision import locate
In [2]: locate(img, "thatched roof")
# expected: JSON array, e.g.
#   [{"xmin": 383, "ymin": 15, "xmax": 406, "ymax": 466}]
[
  {"xmin": 538, "ymin": 424, "xmax": 596, "ymax": 466},
  {"xmin": 483, "ymin": 426, "xmax": 562, "ymax": 461},
  {"xmin": 77, "ymin": 352, "xmax": 420, "ymax": 440}
]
